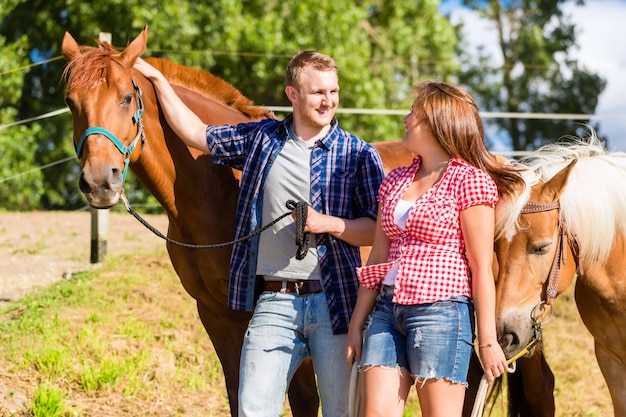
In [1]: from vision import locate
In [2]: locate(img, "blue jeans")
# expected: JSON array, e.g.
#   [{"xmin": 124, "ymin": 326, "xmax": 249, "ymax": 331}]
[
  {"xmin": 238, "ymin": 290, "xmax": 350, "ymax": 417},
  {"xmin": 360, "ymin": 285, "xmax": 475, "ymax": 385}
]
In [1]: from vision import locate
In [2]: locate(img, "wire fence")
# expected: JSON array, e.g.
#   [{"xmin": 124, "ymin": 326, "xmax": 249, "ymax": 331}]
[{"xmin": 1, "ymin": 103, "xmax": 624, "ymax": 182}]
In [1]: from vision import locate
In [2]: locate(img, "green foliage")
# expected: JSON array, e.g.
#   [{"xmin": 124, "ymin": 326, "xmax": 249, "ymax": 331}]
[
  {"xmin": 0, "ymin": 34, "xmax": 45, "ymax": 210},
  {"xmin": 456, "ymin": 0, "xmax": 607, "ymax": 151}
]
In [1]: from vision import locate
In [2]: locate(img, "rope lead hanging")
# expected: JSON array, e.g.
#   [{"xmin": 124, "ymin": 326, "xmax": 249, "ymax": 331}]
[
  {"xmin": 286, "ymin": 199, "xmax": 310, "ymax": 260},
  {"xmin": 122, "ymin": 193, "xmax": 310, "ymax": 261}
]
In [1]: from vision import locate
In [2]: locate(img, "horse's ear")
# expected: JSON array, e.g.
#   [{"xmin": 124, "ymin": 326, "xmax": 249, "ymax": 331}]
[
  {"xmin": 539, "ymin": 159, "xmax": 578, "ymax": 201},
  {"xmin": 61, "ymin": 32, "xmax": 81, "ymax": 61},
  {"xmin": 120, "ymin": 25, "xmax": 148, "ymax": 68}
]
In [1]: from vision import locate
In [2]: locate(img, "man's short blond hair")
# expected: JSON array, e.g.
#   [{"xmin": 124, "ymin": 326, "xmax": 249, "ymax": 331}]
[{"xmin": 286, "ymin": 51, "xmax": 338, "ymax": 89}]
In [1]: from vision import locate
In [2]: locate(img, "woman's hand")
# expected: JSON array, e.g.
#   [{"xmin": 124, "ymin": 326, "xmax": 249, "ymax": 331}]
[
  {"xmin": 478, "ymin": 342, "xmax": 507, "ymax": 383},
  {"xmin": 346, "ymin": 327, "xmax": 363, "ymax": 369}
]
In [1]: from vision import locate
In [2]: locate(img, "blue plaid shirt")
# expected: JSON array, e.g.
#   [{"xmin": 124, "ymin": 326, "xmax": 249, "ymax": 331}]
[{"xmin": 206, "ymin": 115, "xmax": 384, "ymax": 334}]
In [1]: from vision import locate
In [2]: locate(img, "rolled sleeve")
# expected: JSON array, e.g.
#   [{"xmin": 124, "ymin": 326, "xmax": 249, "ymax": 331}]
[{"xmin": 356, "ymin": 261, "xmax": 395, "ymax": 292}]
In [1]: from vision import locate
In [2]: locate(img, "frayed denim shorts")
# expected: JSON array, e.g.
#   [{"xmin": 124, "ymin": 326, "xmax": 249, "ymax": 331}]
[{"xmin": 360, "ymin": 285, "xmax": 475, "ymax": 385}]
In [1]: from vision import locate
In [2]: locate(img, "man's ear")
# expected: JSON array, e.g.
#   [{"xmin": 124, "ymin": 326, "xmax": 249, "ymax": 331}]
[{"xmin": 285, "ymin": 85, "xmax": 297, "ymax": 103}]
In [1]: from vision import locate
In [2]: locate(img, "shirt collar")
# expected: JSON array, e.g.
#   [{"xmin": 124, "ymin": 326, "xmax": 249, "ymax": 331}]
[{"xmin": 279, "ymin": 115, "xmax": 338, "ymax": 150}]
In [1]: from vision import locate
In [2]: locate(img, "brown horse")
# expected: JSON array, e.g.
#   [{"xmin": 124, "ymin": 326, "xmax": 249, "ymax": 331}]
[
  {"xmin": 493, "ymin": 133, "xmax": 626, "ymax": 416},
  {"xmin": 61, "ymin": 26, "xmax": 319, "ymax": 417}
]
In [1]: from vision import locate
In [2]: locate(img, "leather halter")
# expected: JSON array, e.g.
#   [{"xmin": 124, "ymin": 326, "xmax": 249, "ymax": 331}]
[
  {"xmin": 520, "ymin": 200, "xmax": 582, "ymax": 305},
  {"xmin": 74, "ymin": 78, "xmax": 145, "ymax": 185}
]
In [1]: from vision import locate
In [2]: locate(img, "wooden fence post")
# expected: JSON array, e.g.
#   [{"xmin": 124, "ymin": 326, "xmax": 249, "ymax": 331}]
[{"xmin": 90, "ymin": 207, "xmax": 109, "ymax": 263}]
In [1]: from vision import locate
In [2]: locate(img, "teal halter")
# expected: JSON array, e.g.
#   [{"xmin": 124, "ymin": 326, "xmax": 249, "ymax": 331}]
[{"xmin": 75, "ymin": 78, "xmax": 145, "ymax": 184}]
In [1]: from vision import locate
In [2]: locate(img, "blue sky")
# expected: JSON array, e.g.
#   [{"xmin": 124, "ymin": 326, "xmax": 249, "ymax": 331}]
[{"xmin": 442, "ymin": 0, "xmax": 626, "ymax": 152}]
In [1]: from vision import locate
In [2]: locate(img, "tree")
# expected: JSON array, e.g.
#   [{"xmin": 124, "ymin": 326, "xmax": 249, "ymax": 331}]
[
  {"xmin": 0, "ymin": 13, "xmax": 44, "ymax": 209},
  {"xmin": 1, "ymin": 0, "xmax": 458, "ymax": 209},
  {"xmin": 454, "ymin": 0, "xmax": 606, "ymax": 151}
]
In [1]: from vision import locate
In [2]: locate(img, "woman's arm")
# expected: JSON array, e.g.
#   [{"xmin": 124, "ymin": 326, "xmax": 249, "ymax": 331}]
[
  {"xmin": 346, "ymin": 285, "xmax": 378, "ymax": 368},
  {"xmin": 345, "ymin": 207, "xmax": 391, "ymax": 367},
  {"xmin": 364, "ymin": 206, "xmax": 391, "ymax": 266},
  {"xmin": 461, "ymin": 204, "xmax": 507, "ymax": 383}
]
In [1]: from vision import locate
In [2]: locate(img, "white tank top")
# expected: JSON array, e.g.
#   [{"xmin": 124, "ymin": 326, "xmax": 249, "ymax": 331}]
[{"xmin": 381, "ymin": 199, "xmax": 414, "ymax": 286}]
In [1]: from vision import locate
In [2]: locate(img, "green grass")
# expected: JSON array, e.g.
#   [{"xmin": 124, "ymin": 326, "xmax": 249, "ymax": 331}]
[
  {"xmin": 0, "ymin": 251, "xmax": 230, "ymax": 417},
  {"xmin": 32, "ymin": 384, "xmax": 66, "ymax": 417}
]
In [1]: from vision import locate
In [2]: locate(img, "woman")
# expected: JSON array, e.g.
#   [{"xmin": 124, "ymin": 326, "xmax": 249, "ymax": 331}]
[{"xmin": 346, "ymin": 81, "xmax": 523, "ymax": 417}]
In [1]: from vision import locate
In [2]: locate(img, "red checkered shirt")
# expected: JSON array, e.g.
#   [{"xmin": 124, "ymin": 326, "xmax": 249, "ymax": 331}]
[{"xmin": 357, "ymin": 156, "xmax": 498, "ymax": 305}]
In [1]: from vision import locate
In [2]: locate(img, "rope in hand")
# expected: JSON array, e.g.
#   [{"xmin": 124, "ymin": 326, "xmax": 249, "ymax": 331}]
[
  {"xmin": 290, "ymin": 199, "xmax": 310, "ymax": 260},
  {"xmin": 470, "ymin": 335, "xmax": 542, "ymax": 417},
  {"xmin": 121, "ymin": 193, "xmax": 310, "ymax": 259}
]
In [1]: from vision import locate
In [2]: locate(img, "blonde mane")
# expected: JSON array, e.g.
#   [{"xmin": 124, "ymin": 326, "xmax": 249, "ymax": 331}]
[{"xmin": 496, "ymin": 132, "xmax": 626, "ymax": 266}]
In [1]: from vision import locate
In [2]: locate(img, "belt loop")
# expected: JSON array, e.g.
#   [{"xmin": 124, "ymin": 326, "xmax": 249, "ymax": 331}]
[
  {"xmin": 294, "ymin": 282, "xmax": 301, "ymax": 296},
  {"xmin": 280, "ymin": 280, "xmax": 288, "ymax": 294}
]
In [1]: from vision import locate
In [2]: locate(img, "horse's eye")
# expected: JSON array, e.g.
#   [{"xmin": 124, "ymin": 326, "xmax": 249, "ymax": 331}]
[
  {"xmin": 531, "ymin": 242, "xmax": 551, "ymax": 255},
  {"xmin": 121, "ymin": 94, "xmax": 133, "ymax": 106},
  {"xmin": 65, "ymin": 96, "xmax": 75, "ymax": 110}
]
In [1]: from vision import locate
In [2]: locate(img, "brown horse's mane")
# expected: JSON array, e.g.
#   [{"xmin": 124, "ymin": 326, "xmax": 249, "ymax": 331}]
[
  {"xmin": 145, "ymin": 57, "xmax": 273, "ymax": 120},
  {"xmin": 62, "ymin": 41, "xmax": 273, "ymax": 120}
]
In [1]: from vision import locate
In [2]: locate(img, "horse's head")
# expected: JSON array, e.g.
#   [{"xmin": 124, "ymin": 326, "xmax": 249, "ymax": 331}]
[
  {"xmin": 494, "ymin": 160, "xmax": 579, "ymax": 359},
  {"xmin": 62, "ymin": 26, "xmax": 148, "ymax": 208}
]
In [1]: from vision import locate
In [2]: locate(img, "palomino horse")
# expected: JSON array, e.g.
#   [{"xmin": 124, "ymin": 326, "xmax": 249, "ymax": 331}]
[
  {"xmin": 493, "ymin": 133, "xmax": 626, "ymax": 416},
  {"xmin": 61, "ymin": 26, "xmax": 318, "ymax": 417}
]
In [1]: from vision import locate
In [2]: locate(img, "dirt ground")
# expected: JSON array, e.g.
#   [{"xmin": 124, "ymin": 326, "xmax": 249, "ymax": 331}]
[{"xmin": 0, "ymin": 210, "xmax": 169, "ymax": 302}]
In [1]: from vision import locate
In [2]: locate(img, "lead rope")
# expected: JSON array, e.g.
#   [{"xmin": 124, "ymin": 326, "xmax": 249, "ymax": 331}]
[
  {"xmin": 294, "ymin": 201, "xmax": 309, "ymax": 260},
  {"xmin": 470, "ymin": 323, "xmax": 543, "ymax": 417},
  {"xmin": 121, "ymin": 193, "xmax": 309, "ymax": 258}
]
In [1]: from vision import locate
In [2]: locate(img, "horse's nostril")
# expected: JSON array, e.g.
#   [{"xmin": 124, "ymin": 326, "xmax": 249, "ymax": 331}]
[
  {"xmin": 500, "ymin": 332, "xmax": 519, "ymax": 349},
  {"xmin": 110, "ymin": 167, "xmax": 123, "ymax": 187},
  {"xmin": 79, "ymin": 173, "xmax": 91, "ymax": 194}
]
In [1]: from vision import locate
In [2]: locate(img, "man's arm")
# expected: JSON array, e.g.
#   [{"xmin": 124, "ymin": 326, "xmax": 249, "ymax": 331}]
[
  {"xmin": 302, "ymin": 146, "xmax": 384, "ymax": 247},
  {"xmin": 301, "ymin": 211, "xmax": 376, "ymax": 247},
  {"xmin": 134, "ymin": 58, "xmax": 209, "ymax": 152}
]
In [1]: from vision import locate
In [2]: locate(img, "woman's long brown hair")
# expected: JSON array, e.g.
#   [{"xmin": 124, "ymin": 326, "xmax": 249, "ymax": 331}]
[{"xmin": 412, "ymin": 80, "xmax": 524, "ymax": 197}]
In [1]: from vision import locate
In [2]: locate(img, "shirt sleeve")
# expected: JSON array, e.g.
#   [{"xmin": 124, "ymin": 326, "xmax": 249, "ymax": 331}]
[
  {"xmin": 206, "ymin": 119, "xmax": 273, "ymax": 169},
  {"xmin": 356, "ymin": 261, "xmax": 395, "ymax": 292},
  {"xmin": 376, "ymin": 173, "xmax": 392, "ymax": 204},
  {"xmin": 458, "ymin": 168, "xmax": 498, "ymax": 211}
]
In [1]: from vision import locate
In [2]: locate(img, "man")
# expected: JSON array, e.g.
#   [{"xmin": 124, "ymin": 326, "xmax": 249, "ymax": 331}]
[{"xmin": 134, "ymin": 51, "xmax": 384, "ymax": 417}]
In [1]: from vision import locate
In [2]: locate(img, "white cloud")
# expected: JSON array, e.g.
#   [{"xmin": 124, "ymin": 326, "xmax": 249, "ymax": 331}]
[{"xmin": 449, "ymin": 0, "xmax": 626, "ymax": 151}]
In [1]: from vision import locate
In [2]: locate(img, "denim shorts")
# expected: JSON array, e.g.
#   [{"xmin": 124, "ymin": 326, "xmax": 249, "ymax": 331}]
[{"xmin": 360, "ymin": 285, "xmax": 475, "ymax": 385}]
